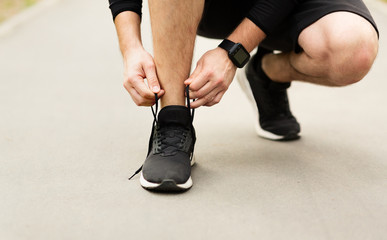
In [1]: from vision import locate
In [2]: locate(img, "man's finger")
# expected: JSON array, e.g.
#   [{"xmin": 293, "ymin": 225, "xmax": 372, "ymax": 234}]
[
  {"xmin": 204, "ymin": 91, "xmax": 224, "ymax": 107},
  {"xmin": 189, "ymin": 88, "xmax": 220, "ymax": 108},
  {"xmin": 188, "ymin": 68, "xmax": 212, "ymax": 92},
  {"xmin": 143, "ymin": 63, "xmax": 161, "ymax": 93},
  {"xmin": 133, "ymin": 78, "xmax": 156, "ymax": 100},
  {"xmin": 156, "ymin": 89, "xmax": 165, "ymax": 99},
  {"xmin": 127, "ymin": 86, "xmax": 155, "ymax": 106},
  {"xmin": 189, "ymin": 81, "xmax": 212, "ymax": 99},
  {"xmin": 184, "ymin": 62, "xmax": 202, "ymax": 85}
]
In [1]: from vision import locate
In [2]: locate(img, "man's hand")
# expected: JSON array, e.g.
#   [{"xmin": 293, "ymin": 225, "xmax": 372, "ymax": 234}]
[
  {"xmin": 123, "ymin": 47, "xmax": 164, "ymax": 106},
  {"xmin": 114, "ymin": 11, "xmax": 163, "ymax": 106},
  {"xmin": 184, "ymin": 47, "xmax": 237, "ymax": 108}
]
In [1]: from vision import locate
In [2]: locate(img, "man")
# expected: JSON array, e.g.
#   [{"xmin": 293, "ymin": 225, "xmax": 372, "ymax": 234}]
[{"xmin": 108, "ymin": 0, "xmax": 379, "ymax": 192}]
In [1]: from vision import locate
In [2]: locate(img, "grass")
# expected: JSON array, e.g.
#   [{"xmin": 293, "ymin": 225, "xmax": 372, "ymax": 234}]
[{"xmin": 0, "ymin": 0, "xmax": 41, "ymax": 23}]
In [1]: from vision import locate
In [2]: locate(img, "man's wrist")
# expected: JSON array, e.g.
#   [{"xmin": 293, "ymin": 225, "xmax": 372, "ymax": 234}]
[
  {"xmin": 218, "ymin": 39, "xmax": 250, "ymax": 68},
  {"xmin": 121, "ymin": 42, "xmax": 143, "ymax": 59},
  {"xmin": 216, "ymin": 46, "xmax": 234, "ymax": 65}
]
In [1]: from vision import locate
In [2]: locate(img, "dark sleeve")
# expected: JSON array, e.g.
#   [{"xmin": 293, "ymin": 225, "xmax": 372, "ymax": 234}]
[
  {"xmin": 247, "ymin": 0, "xmax": 303, "ymax": 34},
  {"xmin": 108, "ymin": 0, "xmax": 143, "ymax": 21}
]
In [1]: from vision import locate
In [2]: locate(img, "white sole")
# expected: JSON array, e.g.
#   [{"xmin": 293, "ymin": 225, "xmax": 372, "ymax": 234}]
[
  {"xmin": 236, "ymin": 68, "xmax": 289, "ymax": 141},
  {"xmin": 140, "ymin": 155, "xmax": 195, "ymax": 191}
]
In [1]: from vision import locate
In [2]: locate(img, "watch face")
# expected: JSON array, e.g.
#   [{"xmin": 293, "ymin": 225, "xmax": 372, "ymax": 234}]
[
  {"xmin": 229, "ymin": 43, "xmax": 250, "ymax": 68},
  {"xmin": 233, "ymin": 47, "xmax": 249, "ymax": 65}
]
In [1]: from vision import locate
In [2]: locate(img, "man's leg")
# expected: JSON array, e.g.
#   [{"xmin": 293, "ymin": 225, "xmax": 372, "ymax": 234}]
[
  {"xmin": 262, "ymin": 12, "xmax": 378, "ymax": 86},
  {"xmin": 148, "ymin": 0, "xmax": 204, "ymax": 107},
  {"xmin": 138, "ymin": 0, "xmax": 205, "ymax": 192}
]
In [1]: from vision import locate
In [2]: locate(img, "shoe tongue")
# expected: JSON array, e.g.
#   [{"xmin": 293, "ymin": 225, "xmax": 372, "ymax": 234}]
[{"xmin": 158, "ymin": 106, "xmax": 191, "ymax": 128}]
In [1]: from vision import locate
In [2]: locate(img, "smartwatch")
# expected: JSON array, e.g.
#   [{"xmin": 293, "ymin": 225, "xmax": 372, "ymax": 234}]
[{"xmin": 218, "ymin": 39, "xmax": 250, "ymax": 68}]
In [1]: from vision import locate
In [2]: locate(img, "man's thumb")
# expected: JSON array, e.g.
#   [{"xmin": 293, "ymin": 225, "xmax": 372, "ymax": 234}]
[{"xmin": 144, "ymin": 64, "xmax": 160, "ymax": 93}]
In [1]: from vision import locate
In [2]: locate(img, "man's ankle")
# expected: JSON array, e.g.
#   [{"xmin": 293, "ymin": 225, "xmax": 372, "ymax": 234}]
[{"xmin": 160, "ymin": 97, "xmax": 186, "ymax": 108}]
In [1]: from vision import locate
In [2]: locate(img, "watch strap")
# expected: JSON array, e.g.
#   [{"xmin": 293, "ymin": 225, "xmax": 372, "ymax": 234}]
[{"xmin": 218, "ymin": 39, "xmax": 235, "ymax": 51}]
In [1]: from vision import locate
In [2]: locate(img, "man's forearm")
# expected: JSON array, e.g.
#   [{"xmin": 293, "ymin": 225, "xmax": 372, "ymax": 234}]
[
  {"xmin": 114, "ymin": 11, "xmax": 143, "ymax": 58},
  {"xmin": 227, "ymin": 18, "xmax": 266, "ymax": 52}
]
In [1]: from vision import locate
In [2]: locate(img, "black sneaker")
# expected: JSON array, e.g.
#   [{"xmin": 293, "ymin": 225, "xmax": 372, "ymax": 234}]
[
  {"xmin": 129, "ymin": 88, "xmax": 196, "ymax": 192},
  {"xmin": 237, "ymin": 48, "xmax": 300, "ymax": 141}
]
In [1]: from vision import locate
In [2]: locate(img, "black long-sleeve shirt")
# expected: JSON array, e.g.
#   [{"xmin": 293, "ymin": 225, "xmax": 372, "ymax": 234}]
[{"xmin": 108, "ymin": 0, "xmax": 302, "ymax": 34}]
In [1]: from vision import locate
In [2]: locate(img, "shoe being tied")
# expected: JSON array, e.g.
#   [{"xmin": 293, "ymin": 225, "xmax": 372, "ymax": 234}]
[
  {"xmin": 237, "ymin": 48, "xmax": 300, "ymax": 141},
  {"xmin": 129, "ymin": 87, "xmax": 196, "ymax": 192}
]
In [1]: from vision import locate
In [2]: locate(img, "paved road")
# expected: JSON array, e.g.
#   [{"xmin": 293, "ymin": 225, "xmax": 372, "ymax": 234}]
[{"xmin": 1, "ymin": 0, "xmax": 387, "ymax": 239}]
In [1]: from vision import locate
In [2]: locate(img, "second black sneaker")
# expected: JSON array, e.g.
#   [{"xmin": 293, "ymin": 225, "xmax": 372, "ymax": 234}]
[{"xmin": 237, "ymin": 48, "xmax": 300, "ymax": 141}]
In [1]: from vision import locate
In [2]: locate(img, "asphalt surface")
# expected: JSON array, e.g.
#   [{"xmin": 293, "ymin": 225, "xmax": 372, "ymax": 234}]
[{"xmin": 1, "ymin": 0, "xmax": 387, "ymax": 239}]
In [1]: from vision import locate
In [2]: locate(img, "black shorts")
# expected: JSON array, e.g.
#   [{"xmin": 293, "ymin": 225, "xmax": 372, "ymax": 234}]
[{"xmin": 197, "ymin": 0, "xmax": 378, "ymax": 52}]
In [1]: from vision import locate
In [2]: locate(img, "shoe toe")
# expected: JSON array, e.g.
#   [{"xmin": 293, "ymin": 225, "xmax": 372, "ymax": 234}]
[
  {"xmin": 261, "ymin": 117, "xmax": 300, "ymax": 137},
  {"xmin": 142, "ymin": 153, "xmax": 191, "ymax": 184}
]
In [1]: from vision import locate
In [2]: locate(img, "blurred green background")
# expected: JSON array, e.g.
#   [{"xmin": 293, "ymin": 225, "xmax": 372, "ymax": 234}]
[{"xmin": 0, "ymin": 0, "xmax": 41, "ymax": 23}]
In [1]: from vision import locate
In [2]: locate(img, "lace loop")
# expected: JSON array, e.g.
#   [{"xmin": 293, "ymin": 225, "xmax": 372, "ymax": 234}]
[
  {"xmin": 151, "ymin": 93, "xmax": 159, "ymax": 124},
  {"xmin": 186, "ymin": 85, "xmax": 195, "ymax": 121}
]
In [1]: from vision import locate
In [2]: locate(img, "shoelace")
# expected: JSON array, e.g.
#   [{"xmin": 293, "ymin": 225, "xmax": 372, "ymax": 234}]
[
  {"xmin": 156, "ymin": 127, "xmax": 187, "ymax": 155},
  {"xmin": 128, "ymin": 85, "xmax": 195, "ymax": 180}
]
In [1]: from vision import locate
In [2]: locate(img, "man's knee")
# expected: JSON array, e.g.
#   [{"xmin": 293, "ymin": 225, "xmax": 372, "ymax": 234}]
[
  {"xmin": 300, "ymin": 12, "xmax": 379, "ymax": 86},
  {"xmin": 327, "ymin": 30, "xmax": 378, "ymax": 86}
]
